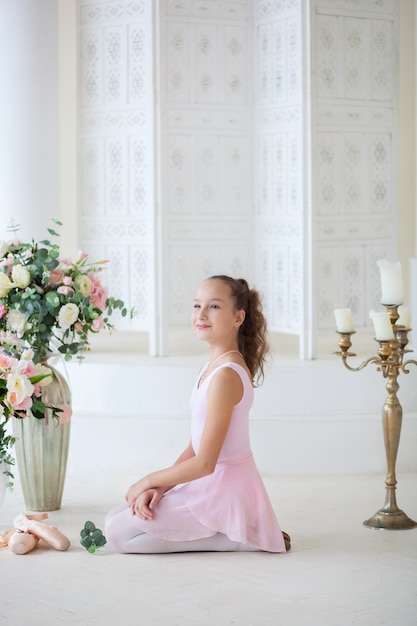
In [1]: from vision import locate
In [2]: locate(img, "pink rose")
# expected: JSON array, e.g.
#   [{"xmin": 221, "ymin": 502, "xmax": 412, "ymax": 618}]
[
  {"xmin": 74, "ymin": 322, "xmax": 83, "ymax": 332},
  {"xmin": 63, "ymin": 276, "xmax": 73, "ymax": 286},
  {"xmin": 57, "ymin": 285, "xmax": 74, "ymax": 296},
  {"xmin": 0, "ymin": 303, "xmax": 8, "ymax": 319},
  {"xmin": 0, "ymin": 352, "xmax": 12, "ymax": 368},
  {"xmin": 75, "ymin": 250, "xmax": 89, "ymax": 264},
  {"xmin": 88, "ymin": 273, "xmax": 108, "ymax": 310},
  {"xmin": 92, "ymin": 316, "xmax": 105, "ymax": 331},
  {"xmin": 57, "ymin": 404, "xmax": 72, "ymax": 424},
  {"xmin": 7, "ymin": 391, "xmax": 33, "ymax": 411},
  {"xmin": 49, "ymin": 268, "xmax": 64, "ymax": 286},
  {"xmin": 21, "ymin": 362, "xmax": 36, "ymax": 378}
]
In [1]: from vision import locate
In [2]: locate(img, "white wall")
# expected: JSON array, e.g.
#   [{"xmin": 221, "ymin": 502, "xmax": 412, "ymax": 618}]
[{"xmin": 61, "ymin": 348, "xmax": 417, "ymax": 476}]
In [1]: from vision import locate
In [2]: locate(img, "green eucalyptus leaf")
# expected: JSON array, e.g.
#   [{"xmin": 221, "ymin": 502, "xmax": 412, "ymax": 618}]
[
  {"xmin": 46, "ymin": 228, "xmax": 61, "ymax": 237},
  {"xmin": 91, "ymin": 529, "xmax": 103, "ymax": 542},
  {"xmin": 80, "ymin": 536, "xmax": 93, "ymax": 548},
  {"xmin": 95, "ymin": 534, "xmax": 107, "ymax": 547}
]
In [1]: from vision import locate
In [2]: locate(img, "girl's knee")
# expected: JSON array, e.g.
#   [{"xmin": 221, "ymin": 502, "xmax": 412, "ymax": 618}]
[{"xmin": 104, "ymin": 513, "xmax": 127, "ymax": 553}]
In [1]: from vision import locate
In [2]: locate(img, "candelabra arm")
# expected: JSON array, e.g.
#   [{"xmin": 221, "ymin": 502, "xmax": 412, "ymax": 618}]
[
  {"xmin": 341, "ymin": 355, "xmax": 381, "ymax": 372},
  {"xmin": 401, "ymin": 358, "xmax": 417, "ymax": 374},
  {"xmin": 335, "ymin": 332, "xmax": 381, "ymax": 371}
]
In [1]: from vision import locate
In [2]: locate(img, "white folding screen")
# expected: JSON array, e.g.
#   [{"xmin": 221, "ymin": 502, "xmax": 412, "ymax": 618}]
[
  {"xmin": 77, "ymin": 0, "xmax": 399, "ymax": 357},
  {"xmin": 77, "ymin": 0, "xmax": 156, "ymax": 344},
  {"xmin": 313, "ymin": 0, "xmax": 398, "ymax": 335},
  {"xmin": 254, "ymin": 0, "xmax": 305, "ymax": 344},
  {"xmin": 157, "ymin": 1, "xmax": 254, "ymax": 351}
]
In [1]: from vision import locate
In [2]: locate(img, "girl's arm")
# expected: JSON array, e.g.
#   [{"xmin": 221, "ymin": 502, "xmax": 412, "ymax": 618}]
[{"xmin": 126, "ymin": 367, "xmax": 243, "ymax": 515}]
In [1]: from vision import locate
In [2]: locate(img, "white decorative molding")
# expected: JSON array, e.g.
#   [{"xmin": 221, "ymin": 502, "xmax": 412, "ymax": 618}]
[
  {"xmin": 164, "ymin": 0, "xmax": 249, "ymax": 21},
  {"xmin": 80, "ymin": 0, "xmax": 148, "ymax": 25},
  {"xmin": 80, "ymin": 110, "xmax": 148, "ymax": 132},
  {"xmin": 166, "ymin": 109, "xmax": 249, "ymax": 130},
  {"xmin": 168, "ymin": 220, "xmax": 250, "ymax": 240},
  {"xmin": 317, "ymin": 104, "xmax": 394, "ymax": 127},
  {"xmin": 316, "ymin": 0, "xmax": 395, "ymax": 17},
  {"xmin": 317, "ymin": 219, "xmax": 394, "ymax": 241}
]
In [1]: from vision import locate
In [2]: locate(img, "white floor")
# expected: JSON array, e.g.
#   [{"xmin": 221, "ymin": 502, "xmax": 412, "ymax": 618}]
[{"xmin": 1, "ymin": 471, "xmax": 416, "ymax": 626}]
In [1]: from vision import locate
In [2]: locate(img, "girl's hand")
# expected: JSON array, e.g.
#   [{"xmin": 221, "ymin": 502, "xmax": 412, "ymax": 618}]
[
  {"xmin": 125, "ymin": 479, "xmax": 147, "ymax": 508},
  {"xmin": 132, "ymin": 488, "xmax": 165, "ymax": 520}
]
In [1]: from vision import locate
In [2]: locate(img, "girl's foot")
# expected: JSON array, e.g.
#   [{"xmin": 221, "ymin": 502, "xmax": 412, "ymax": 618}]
[
  {"xmin": 8, "ymin": 530, "xmax": 39, "ymax": 555},
  {"xmin": 282, "ymin": 531, "xmax": 291, "ymax": 551},
  {"xmin": 14, "ymin": 513, "xmax": 70, "ymax": 551}
]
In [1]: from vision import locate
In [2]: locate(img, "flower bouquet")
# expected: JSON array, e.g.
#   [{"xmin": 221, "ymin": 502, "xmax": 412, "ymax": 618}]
[{"xmin": 0, "ymin": 220, "xmax": 129, "ymax": 363}]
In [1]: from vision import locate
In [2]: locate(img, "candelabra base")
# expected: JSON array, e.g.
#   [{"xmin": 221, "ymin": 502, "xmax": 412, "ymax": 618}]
[{"xmin": 363, "ymin": 508, "xmax": 417, "ymax": 531}]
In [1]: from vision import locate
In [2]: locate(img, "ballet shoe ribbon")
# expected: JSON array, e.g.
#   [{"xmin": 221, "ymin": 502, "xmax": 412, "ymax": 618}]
[{"xmin": 0, "ymin": 528, "xmax": 15, "ymax": 549}]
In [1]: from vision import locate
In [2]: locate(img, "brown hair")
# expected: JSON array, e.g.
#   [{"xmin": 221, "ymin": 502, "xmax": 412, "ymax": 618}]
[{"xmin": 207, "ymin": 275, "xmax": 269, "ymax": 385}]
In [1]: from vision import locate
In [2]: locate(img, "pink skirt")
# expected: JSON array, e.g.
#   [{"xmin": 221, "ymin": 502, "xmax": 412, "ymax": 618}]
[{"xmin": 127, "ymin": 453, "xmax": 286, "ymax": 553}]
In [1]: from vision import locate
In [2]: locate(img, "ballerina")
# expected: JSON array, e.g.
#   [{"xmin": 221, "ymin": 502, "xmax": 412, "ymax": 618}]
[{"xmin": 105, "ymin": 275, "xmax": 291, "ymax": 554}]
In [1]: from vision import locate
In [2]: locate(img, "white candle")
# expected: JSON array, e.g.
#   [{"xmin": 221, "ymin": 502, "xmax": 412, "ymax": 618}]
[
  {"xmin": 397, "ymin": 305, "xmax": 411, "ymax": 328},
  {"xmin": 377, "ymin": 260, "xmax": 404, "ymax": 305},
  {"xmin": 334, "ymin": 308, "xmax": 355, "ymax": 333},
  {"xmin": 370, "ymin": 310, "xmax": 395, "ymax": 341}
]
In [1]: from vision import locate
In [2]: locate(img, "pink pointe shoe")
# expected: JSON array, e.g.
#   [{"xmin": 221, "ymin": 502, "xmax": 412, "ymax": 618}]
[
  {"xmin": 8, "ymin": 530, "xmax": 40, "ymax": 555},
  {"xmin": 1, "ymin": 528, "xmax": 39, "ymax": 555},
  {"xmin": 14, "ymin": 513, "xmax": 70, "ymax": 551}
]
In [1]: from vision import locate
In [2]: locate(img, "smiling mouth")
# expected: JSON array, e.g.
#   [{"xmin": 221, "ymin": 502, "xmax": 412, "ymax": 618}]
[{"xmin": 196, "ymin": 324, "xmax": 210, "ymax": 329}]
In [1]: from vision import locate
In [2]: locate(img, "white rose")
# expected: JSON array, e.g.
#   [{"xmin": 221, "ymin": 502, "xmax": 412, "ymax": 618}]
[
  {"xmin": 33, "ymin": 363, "xmax": 53, "ymax": 387},
  {"xmin": 21, "ymin": 348, "xmax": 35, "ymax": 362},
  {"xmin": 11, "ymin": 264, "xmax": 31, "ymax": 289},
  {"xmin": 74, "ymin": 274, "xmax": 92, "ymax": 298},
  {"xmin": 0, "ymin": 241, "xmax": 9, "ymax": 257},
  {"xmin": 7, "ymin": 309, "xmax": 31, "ymax": 337},
  {"xmin": 0, "ymin": 273, "xmax": 14, "ymax": 297},
  {"xmin": 6, "ymin": 373, "xmax": 34, "ymax": 404},
  {"xmin": 58, "ymin": 303, "xmax": 80, "ymax": 330}
]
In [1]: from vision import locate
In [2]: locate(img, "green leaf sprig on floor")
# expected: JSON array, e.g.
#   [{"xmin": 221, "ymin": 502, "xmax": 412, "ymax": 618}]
[{"xmin": 80, "ymin": 521, "xmax": 107, "ymax": 554}]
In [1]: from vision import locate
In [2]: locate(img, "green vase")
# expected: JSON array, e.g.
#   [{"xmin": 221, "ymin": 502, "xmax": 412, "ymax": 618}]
[{"xmin": 12, "ymin": 359, "xmax": 71, "ymax": 512}]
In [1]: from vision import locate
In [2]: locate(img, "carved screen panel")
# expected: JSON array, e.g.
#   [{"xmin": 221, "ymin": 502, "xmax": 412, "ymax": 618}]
[
  {"xmin": 314, "ymin": 1, "xmax": 398, "ymax": 331},
  {"xmin": 78, "ymin": 0, "xmax": 154, "ymax": 332},
  {"xmin": 160, "ymin": 1, "xmax": 254, "ymax": 332},
  {"xmin": 255, "ymin": 1, "xmax": 304, "ymax": 334}
]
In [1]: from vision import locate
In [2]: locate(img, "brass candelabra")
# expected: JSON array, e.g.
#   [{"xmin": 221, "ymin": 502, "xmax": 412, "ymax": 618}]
[{"xmin": 335, "ymin": 304, "xmax": 417, "ymax": 530}]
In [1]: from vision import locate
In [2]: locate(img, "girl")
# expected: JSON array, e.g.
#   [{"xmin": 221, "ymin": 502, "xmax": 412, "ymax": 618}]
[{"xmin": 105, "ymin": 275, "xmax": 290, "ymax": 553}]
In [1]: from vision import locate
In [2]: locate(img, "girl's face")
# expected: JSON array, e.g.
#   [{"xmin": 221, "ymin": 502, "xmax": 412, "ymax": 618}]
[{"xmin": 191, "ymin": 279, "xmax": 245, "ymax": 343}]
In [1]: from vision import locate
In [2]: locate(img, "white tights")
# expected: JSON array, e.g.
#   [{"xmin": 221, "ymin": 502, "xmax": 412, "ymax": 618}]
[{"xmin": 104, "ymin": 507, "xmax": 259, "ymax": 554}]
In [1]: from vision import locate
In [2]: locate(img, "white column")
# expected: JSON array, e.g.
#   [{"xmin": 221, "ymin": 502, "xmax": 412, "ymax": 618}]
[
  {"xmin": 411, "ymin": 3, "xmax": 417, "ymax": 348},
  {"xmin": 0, "ymin": 0, "xmax": 60, "ymax": 241},
  {"xmin": 58, "ymin": 0, "xmax": 78, "ymax": 258}
]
